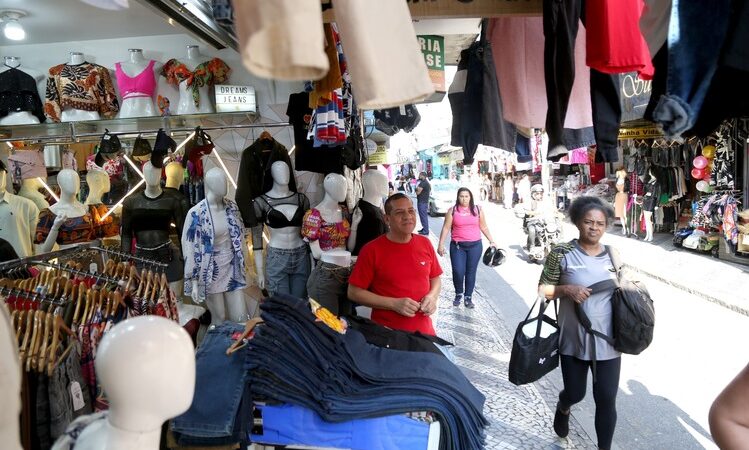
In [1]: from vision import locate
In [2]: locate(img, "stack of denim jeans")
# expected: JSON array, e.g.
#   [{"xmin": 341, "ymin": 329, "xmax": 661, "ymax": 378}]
[
  {"xmin": 248, "ymin": 295, "xmax": 489, "ymax": 450},
  {"xmin": 171, "ymin": 323, "xmax": 252, "ymax": 449}
]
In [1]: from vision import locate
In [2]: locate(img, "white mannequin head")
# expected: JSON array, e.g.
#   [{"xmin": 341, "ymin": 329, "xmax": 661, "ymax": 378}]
[
  {"xmin": 143, "ymin": 161, "xmax": 161, "ymax": 188},
  {"xmin": 323, "ymin": 173, "xmax": 347, "ymax": 203},
  {"xmin": 165, "ymin": 162, "xmax": 183, "ymax": 189},
  {"xmin": 362, "ymin": 170, "xmax": 388, "ymax": 198},
  {"xmin": 96, "ymin": 316, "xmax": 195, "ymax": 431},
  {"xmin": 270, "ymin": 161, "xmax": 290, "ymax": 186},
  {"xmin": 86, "ymin": 169, "xmax": 111, "ymax": 201},
  {"xmin": 57, "ymin": 169, "xmax": 80, "ymax": 197},
  {"xmin": 204, "ymin": 167, "xmax": 227, "ymax": 199}
]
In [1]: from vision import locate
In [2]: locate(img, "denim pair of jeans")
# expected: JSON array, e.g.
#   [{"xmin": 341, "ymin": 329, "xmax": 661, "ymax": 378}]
[
  {"xmin": 265, "ymin": 244, "xmax": 310, "ymax": 298},
  {"xmin": 171, "ymin": 322, "xmax": 249, "ymax": 445},
  {"xmin": 417, "ymin": 201, "xmax": 430, "ymax": 234},
  {"xmin": 306, "ymin": 261, "xmax": 351, "ymax": 315},
  {"xmin": 248, "ymin": 295, "xmax": 488, "ymax": 450},
  {"xmin": 449, "ymin": 240, "xmax": 482, "ymax": 298},
  {"xmin": 543, "ymin": 0, "xmax": 621, "ymax": 162},
  {"xmin": 652, "ymin": 0, "xmax": 732, "ymax": 137}
]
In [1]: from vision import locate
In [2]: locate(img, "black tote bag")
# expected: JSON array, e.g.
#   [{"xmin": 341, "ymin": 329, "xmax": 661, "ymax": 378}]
[{"xmin": 508, "ymin": 297, "xmax": 560, "ymax": 386}]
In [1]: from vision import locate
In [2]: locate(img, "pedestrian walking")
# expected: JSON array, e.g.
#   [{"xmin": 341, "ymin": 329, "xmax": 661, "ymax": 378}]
[
  {"xmin": 537, "ymin": 196, "xmax": 621, "ymax": 450},
  {"xmin": 415, "ymin": 172, "xmax": 431, "ymax": 235},
  {"xmin": 436, "ymin": 187, "xmax": 497, "ymax": 309},
  {"xmin": 503, "ymin": 174, "xmax": 514, "ymax": 209}
]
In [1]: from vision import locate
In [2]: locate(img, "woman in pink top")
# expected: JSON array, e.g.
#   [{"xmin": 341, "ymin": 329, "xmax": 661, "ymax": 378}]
[{"xmin": 437, "ymin": 188, "xmax": 497, "ymax": 308}]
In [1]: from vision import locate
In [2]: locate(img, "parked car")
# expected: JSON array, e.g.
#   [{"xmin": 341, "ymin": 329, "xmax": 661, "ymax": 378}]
[{"xmin": 428, "ymin": 181, "xmax": 460, "ymax": 216}]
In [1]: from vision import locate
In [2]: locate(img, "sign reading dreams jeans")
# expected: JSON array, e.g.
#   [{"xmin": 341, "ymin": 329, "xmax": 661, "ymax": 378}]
[
  {"xmin": 418, "ymin": 35, "xmax": 446, "ymax": 103},
  {"xmin": 619, "ymin": 72, "xmax": 651, "ymax": 122}
]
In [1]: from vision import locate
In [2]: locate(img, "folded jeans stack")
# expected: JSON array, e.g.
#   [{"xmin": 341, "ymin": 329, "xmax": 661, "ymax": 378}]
[{"xmin": 247, "ymin": 294, "xmax": 488, "ymax": 450}]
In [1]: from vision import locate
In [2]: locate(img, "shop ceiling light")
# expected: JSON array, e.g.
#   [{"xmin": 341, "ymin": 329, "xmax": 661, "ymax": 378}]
[{"xmin": 1, "ymin": 10, "xmax": 27, "ymax": 41}]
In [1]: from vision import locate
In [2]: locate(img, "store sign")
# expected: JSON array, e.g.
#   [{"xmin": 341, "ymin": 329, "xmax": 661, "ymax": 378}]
[
  {"xmin": 418, "ymin": 35, "xmax": 445, "ymax": 98},
  {"xmin": 368, "ymin": 145, "xmax": 390, "ymax": 165},
  {"xmin": 619, "ymin": 72, "xmax": 652, "ymax": 122},
  {"xmin": 215, "ymin": 85, "xmax": 257, "ymax": 113},
  {"xmin": 438, "ymin": 155, "xmax": 451, "ymax": 165},
  {"xmin": 323, "ymin": 0, "xmax": 541, "ymax": 21},
  {"xmin": 618, "ymin": 126, "xmax": 663, "ymax": 139}
]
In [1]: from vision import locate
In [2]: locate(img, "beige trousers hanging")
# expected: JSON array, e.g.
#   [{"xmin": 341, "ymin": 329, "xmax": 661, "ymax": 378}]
[
  {"xmin": 233, "ymin": 0, "xmax": 329, "ymax": 81},
  {"xmin": 332, "ymin": 0, "xmax": 434, "ymax": 109}
]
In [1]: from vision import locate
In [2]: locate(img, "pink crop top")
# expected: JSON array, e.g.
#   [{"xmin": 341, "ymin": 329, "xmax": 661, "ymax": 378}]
[{"xmin": 115, "ymin": 60, "xmax": 157, "ymax": 99}]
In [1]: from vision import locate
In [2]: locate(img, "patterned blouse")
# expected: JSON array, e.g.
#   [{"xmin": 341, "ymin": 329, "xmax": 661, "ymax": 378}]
[
  {"xmin": 161, "ymin": 58, "xmax": 230, "ymax": 108},
  {"xmin": 301, "ymin": 207, "xmax": 351, "ymax": 251},
  {"xmin": 34, "ymin": 205, "xmax": 119, "ymax": 245},
  {"xmin": 44, "ymin": 62, "xmax": 119, "ymax": 122}
]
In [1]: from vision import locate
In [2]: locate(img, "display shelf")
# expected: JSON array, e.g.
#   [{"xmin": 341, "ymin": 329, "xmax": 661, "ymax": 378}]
[{"xmin": 0, "ymin": 111, "xmax": 261, "ymax": 143}]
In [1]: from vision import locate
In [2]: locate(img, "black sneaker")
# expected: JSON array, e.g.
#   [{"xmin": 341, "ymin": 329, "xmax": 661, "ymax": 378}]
[
  {"xmin": 553, "ymin": 402, "xmax": 570, "ymax": 438},
  {"xmin": 464, "ymin": 297, "xmax": 475, "ymax": 309},
  {"xmin": 453, "ymin": 294, "xmax": 463, "ymax": 306}
]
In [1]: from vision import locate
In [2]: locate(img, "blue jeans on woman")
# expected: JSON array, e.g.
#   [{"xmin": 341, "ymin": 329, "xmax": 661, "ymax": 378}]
[{"xmin": 449, "ymin": 240, "xmax": 483, "ymax": 298}]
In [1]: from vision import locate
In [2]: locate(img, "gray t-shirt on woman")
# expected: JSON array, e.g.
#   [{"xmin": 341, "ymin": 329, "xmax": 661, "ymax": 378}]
[{"xmin": 539, "ymin": 240, "xmax": 620, "ymax": 361}]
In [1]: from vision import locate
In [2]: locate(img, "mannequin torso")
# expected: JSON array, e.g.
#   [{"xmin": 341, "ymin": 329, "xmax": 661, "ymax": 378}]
[
  {"xmin": 18, "ymin": 178, "xmax": 50, "ymax": 211},
  {"xmin": 61, "ymin": 53, "xmax": 101, "ymax": 122},
  {"xmin": 348, "ymin": 170, "xmax": 387, "ymax": 255},
  {"xmin": 0, "ymin": 171, "xmax": 39, "ymax": 258},
  {"xmin": 0, "ymin": 56, "xmax": 44, "ymax": 125},
  {"xmin": 116, "ymin": 50, "xmax": 160, "ymax": 118},
  {"xmin": 176, "ymin": 46, "xmax": 212, "ymax": 115},
  {"xmin": 305, "ymin": 173, "xmax": 350, "ymax": 265}
]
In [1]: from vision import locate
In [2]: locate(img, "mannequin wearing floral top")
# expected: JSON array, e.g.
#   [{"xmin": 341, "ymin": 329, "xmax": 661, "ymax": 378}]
[
  {"xmin": 302, "ymin": 173, "xmax": 351, "ymax": 266},
  {"xmin": 161, "ymin": 46, "xmax": 230, "ymax": 115}
]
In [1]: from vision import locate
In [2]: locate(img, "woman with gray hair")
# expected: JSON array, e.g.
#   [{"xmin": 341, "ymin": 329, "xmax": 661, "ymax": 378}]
[{"xmin": 537, "ymin": 196, "xmax": 622, "ymax": 450}]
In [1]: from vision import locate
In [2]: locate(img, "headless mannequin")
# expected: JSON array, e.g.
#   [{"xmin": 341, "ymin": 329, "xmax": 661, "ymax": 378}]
[
  {"xmin": 0, "ymin": 56, "xmax": 43, "ymax": 125},
  {"xmin": 254, "ymin": 161, "xmax": 307, "ymax": 290},
  {"xmin": 164, "ymin": 162, "xmax": 183, "ymax": 189},
  {"xmin": 347, "ymin": 170, "xmax": 388, "ymax": 254},
  {"xmin": 84, "ymin": 169, "xmax": 111, "ymax": 205},
  {"xmin": 310, "ymin": 173, "xmax": 350, "ymax": 267},
  {"xmin": 642, "ymin": 170, "xmax": 657, "ymax": 242},
  {"xmin": 175, "ymin": 46, "xmax": 214, "ymax": 115},
  {"xmin": 0, "ymin": 301, "xmax": 22, "ymax": 450},
  {"xmin": 61, "ymin": 52, "xmax": 101, "ymax": 122},
  {"xmin": 18, "ymin": 177, "xmax": 50, "ymax": 211},
  {"xmin": 38, "ymin": 169, "xmax": 91, "ymax": 253},
  {"xmin": 188, "ymin": 169, "xmax": 248, "ymax": 324},
  {"xmin": 615, "ymin": 169, "xmax": 628, "ymax": 235},
  {"xmin": 116, "ymin": 49, "xmax": 161, "ymax": 119},
  {"xmin": 71, "ymin": 316, "xmax": 195, "ymax": 450}
]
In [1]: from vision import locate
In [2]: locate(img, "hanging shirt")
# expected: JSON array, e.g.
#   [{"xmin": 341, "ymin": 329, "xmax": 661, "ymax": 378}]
[
  {"xmin": 287, "ymin": 91, "xmax": 344, "ymax": 174},
  {"xmin": 0, "ymin": 67, "xmax": 45, "ymax": 123},
  {"xmin": 0, "ymin": 192, "xmax": 39, "ymax": 257},
  {"xmin": 160, "ymin": 58, "xmax": 231, "ymax": 108},
  {"xmin": 351, "ymin": 200, "xmax": 387, "ymax": 256},
  {"xmin": 44, "ymin": 62, "xmax": 119, "ymax": 122}
]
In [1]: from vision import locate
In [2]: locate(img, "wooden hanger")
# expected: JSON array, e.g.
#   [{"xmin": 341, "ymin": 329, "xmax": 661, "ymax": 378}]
[
  {"xmin": 36, "ymin": 308, "xmax": 55, "ymax": 371},
  {"xmin": 226, "ymin": 317, "xmax": 264, "ymax": 355},
  {"xmin": 48, "ymin": 314, "xmax": 76, "ymax": 376},
  {"xmin": 72, "ymin": 284, "xmax": 87, "ymax": 330},
  {"xmin": 26, "ymin": 310, "xmax": 45, "ymax": 372},
  {"xmin": 124, "ymin": 265, "xmax": 137, "ymax": 294},
  {"xmin": 259, "ymin": 130, "xmax": 273, "ymax": 141},
  {"xmin": 18, "ymin": 301, "xmax": 36, "ymax": 365}
]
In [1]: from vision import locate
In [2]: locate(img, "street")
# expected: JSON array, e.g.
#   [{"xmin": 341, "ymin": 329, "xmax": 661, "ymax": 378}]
[{"xmin": 421, "ymin": 199, "xmax": 749, "ymax": 449}]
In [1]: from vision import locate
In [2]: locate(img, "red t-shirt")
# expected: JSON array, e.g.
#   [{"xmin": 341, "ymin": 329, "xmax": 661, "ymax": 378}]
[{"xmin": 348, "ymin": 234, "xmax": 443, "ymax": 335}]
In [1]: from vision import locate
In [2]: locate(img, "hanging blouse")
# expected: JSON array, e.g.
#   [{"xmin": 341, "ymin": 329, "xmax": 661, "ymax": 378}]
[
  {"xmin": 44, "ymin": 62, "xmax": 119, "ymax": 122},
  {"xmin": 301, "ymin": 207, "xmax": 350, "ymax": 251},
  {"xmin": 0, "ymin": 67, "xmax": 45, "ymax": 123},
  {"xmin": 160, "ymin": 58, "xmax": 230, "ymax": 108}
]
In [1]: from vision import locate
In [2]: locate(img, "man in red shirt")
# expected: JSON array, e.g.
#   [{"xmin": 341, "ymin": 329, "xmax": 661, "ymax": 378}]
[{"xmin": 348, "ymin": 193, "xmax": 442, "ymax": 335}]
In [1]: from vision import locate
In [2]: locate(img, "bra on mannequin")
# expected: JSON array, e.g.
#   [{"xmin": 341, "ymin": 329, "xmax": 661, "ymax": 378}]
[
  {"xmin": 115, "ymin": 60, "xmax": 157, "ymax": 99},
  {"xmin": 254, "ymin": 193, "xmax": 309, "ymax": 228}
]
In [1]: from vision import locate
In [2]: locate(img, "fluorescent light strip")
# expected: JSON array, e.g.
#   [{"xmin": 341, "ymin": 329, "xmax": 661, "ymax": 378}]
[
  {"xmin": 6, "ymin": 142, "xmax": 13, "ymax": 148},
  {"xmin": 212, "ymin": 147, "xmax": 237, "ymax": 189},
  {"xmin": 37, "ymin": 177, "xmax": 59, "ymax": 202},
  {"xmin": 288, "ymin": 145, "xmax": 295, "ymax": 156},
  {"xmin": 122, "ymin": 154, "xmax": 144, "ymax": 178},
  {"xmin": 175, "ymin": 131, "xmax": 196, "ymax": 153},
  {"xmin": 100, "ymin": 179, "xmax": 145, "ymax": 221}
]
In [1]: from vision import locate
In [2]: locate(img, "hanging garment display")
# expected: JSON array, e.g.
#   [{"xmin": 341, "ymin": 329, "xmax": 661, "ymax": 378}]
[
  {"xmin": 44, "ymin": 62, "xmax": 119, "ymax": 122},
  {"xmin": 448, "ymin": 20, "xmax": 516, "ymax": 164},
  {"xmin": 286, "ymin": 91, "xmax": 344, "ymax": 174},
  {"xmin": 350, "ymin": 200, "xmax": 387, "ymax": 256},
  {"xmin": 232, "ymin": 0, "xmax": 328, "ymax": 81},
  {"xmin": 182, "ymin": 199, "xmax": 247, "ymax": 302},
  {"xmin": 373, "ymin": 105, "xmax": 421, "ymax": 136},
  {"xmin": 0, "ymin": 67, "xmax": 45, "ymax": 123}
]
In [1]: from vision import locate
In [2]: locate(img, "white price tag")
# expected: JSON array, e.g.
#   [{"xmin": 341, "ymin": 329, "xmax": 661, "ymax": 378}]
[{"xmin": 70, "ymin": 382, "xmax": 86, "ymax": 411}]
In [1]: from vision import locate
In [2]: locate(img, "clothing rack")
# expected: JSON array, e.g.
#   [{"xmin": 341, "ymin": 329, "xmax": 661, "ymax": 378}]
[
  {"xmin": 0, "ymin": 244, "xmax": 91, "ymax": 272},
  {"xmin": 32, "ymin": 261, "xmax": 122, "ymax": 285},
  {"xmin": 94, "ymin": 246, "xmax": 169, "ymax": 269},
  {"xmin": 0, "ymin": 120, "xmax": 291, "ymax": 144},
  {"xmin": 0, "ymin": 285, "xmax": 69, "ymax": 307}
]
